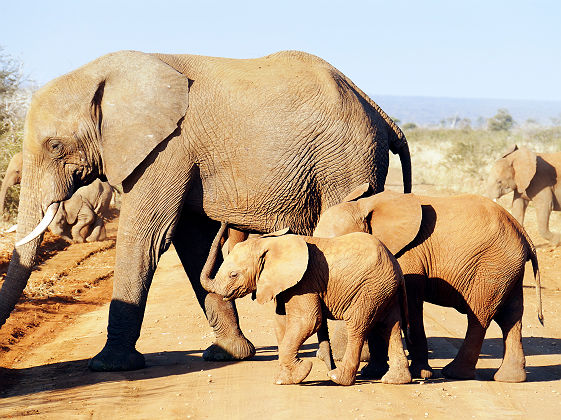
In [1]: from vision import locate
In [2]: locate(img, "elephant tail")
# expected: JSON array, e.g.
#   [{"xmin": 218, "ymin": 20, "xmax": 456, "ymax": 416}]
[
  {"xmin": 527, "ymin": 242, "xmax": 544, "ymax": 326},
  {"xmin": 397, "ymin": 273, "xmax": 411, "ymax": 346},
  {"xmin": 391, "ymin": 140, "xmax": 412, "ymax": 194}
]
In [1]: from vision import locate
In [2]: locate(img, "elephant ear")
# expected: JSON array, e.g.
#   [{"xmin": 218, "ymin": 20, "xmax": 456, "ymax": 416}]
[
  {"xmin": 501, "ymin": 144, "xmax": 519, "ymax": 158},
  {"xmin": 62, "ymin": 195, "xmax": 83, "ymax": 225},
  {"xmin": 89, "ymin": 51, "xmax": 189, "ymax": 186},
  {"xmin": 254, "ymin": 235, "xmax": 309, "ymax": 304},
  {"xmin": 511, "ymin": 147, "xmax": 537, "ymax": 195},
  {"xmin": 360, "ymin": 191, "xmax": 422, "ymax": 255},
  {"xmin": 341, "ymin": 182, "xmax": 373, "ymax": 202}
]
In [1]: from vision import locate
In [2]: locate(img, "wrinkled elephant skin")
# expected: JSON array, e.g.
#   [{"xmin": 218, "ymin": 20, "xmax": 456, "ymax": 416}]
[
  {"xmin": 314, "ymin": 189, "xmax": 543, "ymax": 382},
  {"xmin": 0, "ymin": 50, "xmax": 411, "ymax": 371}
]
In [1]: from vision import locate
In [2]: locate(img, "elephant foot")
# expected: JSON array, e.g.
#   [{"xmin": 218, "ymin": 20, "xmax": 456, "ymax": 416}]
[
  {"xmin": 494, "ymin": 363, "xmax": 526, "ymax": 383},
  {"xmin": 381, "ymin": 365, "xmax": 412, "ymax": 384},
  {"xmin": 88, "ymin": 344, "xmax": 145, "ymax": 371},
  {"xmin": 202, "ymin": 336, "xmax": 255, "ymax": 361},
  {"xmin": 410, "ymin": 361, "xmax": 434, "ymax": 379},
  {"xmin": 316, "ymin": 341, "xmax": 336, "ymax": 370},
  {"xmin": 328, "ymin": 366, "xmax": 357, "ymax": 386},
  {"xmin": 360, "ymin": 361, "xmax": 389, "ymax": 379},
  {"xmin": 442, "ymin": 360, "xmax": 475, "ymax": 380},
  {"xmin": 275, "ymin": 359, "xmax": 313, "ymax": 385}
]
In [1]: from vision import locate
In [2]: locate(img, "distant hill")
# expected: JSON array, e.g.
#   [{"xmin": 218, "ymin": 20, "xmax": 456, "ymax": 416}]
[{"xmin": 372, "ymin": 95, "xmax": 561, "ymax": 127}]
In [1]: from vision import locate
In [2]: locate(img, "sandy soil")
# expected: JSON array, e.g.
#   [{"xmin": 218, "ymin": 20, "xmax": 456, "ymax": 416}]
[{"xmin": 0, "ymin": 170, "xmax": 559, "ymax": 419}]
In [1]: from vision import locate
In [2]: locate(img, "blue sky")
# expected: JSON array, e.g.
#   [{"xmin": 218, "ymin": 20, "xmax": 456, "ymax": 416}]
[{"xmin": 1, "ymin": 0, "xmax": 560, "ymax": 101}]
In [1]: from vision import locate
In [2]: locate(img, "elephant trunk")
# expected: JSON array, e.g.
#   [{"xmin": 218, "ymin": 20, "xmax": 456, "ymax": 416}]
[
  {"xmin": 0, "ymin": 170, "xmax": 45, "ymax": 328},
  {"xmin": 0, "ymin": 174, "xmax": 16, "ymax": 217},
  {"xmin": 200, "ymin": 222, "xmax": 229, "ymax": 293}
]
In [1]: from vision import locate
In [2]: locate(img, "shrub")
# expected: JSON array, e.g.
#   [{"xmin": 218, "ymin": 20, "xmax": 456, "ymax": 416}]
[
  {"xmin": 0, "ymin": 48, "xmax": 28, "ymax": 222},
  {"xmin": 397, "ymin": 126, "xmax": 560, "ymax": 194}
]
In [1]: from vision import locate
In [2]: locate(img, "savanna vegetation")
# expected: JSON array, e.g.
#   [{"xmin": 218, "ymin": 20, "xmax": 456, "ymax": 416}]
[
  {"xmin": 0, "ymin": 48, "xmax": 28, "ymax": 222},
  {"xmin": 394, "ymin": 113, "xmax": 561, "ymax": 194}
]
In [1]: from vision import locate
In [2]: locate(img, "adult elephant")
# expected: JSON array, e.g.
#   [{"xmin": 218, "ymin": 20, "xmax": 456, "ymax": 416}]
[
  {"xmin": 0, "ymin": 50, "xmax": 411, "ymax": 371},
  {"xmin": 0, "ymin": 152, "xmax": 22, "ymax": 217}
]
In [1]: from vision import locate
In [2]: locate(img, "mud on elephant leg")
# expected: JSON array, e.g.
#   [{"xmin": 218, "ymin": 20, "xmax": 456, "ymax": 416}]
[
  {"xmin": 173, "ymin": 212, "xmax": 254, "ymax": 361},
  {"xmin": 493, "ymin": 289, "xmax": 526, "ymax": 382},
  {"xmin": 442, "ymin": 314, "xmax": 487, "ymax": 380}
]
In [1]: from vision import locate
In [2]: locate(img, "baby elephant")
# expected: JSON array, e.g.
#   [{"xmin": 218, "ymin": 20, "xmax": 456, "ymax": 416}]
[
  {"xmin": 201, "ymin": 223, "xmax": 411, "ymax": 386},
  {"xmin": 314, "ymin": 185, "xmax": 543, "ymax": 383},
  {"xmin": 49, "ymin": 179, "xmax": 113, "ymax": 243}
]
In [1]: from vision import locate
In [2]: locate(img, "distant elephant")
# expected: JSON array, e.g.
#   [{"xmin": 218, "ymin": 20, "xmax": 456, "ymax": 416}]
[
  {"xmin": 0, "ymin": 152, "xmax": 22, "ymax": 217},
  {"xmin": 49, "ymin": 179, "xmax": 113, "ymax": 243},
  {"xmin": 201, "ymin": 223, "xmax": 411, "ymax": 386},
  {"xmin": 487, "ymin": 145, "xmax": 561, "ymax": 246},
  {"xmin": 0, "ymin": 50, "xmax": 411, "ymax": 372},
  {"xmin": 314, "ymin": 186, "xmax": 543, "ymax": 382}
]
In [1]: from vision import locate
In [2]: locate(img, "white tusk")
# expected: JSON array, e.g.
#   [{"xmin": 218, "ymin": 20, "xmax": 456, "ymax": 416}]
[
  {"xmin": 493, "ymin": 198, "xmax": 497, "ymax": 203},
  {"xmin": 16, "ymin": 202, "xmax": 60, "ymax": 247},
  {"xmin": 5, "ymin": 224, "xmax": 17, "ymax": 233}
]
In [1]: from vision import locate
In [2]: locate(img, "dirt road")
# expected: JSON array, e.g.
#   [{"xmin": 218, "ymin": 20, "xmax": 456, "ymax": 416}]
[{"xmin": 0, "ymin": 172, "xmax": 560, "ymax": 419}]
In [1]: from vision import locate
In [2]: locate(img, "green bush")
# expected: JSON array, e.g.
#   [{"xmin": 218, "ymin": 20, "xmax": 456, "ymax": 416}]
[{"xmin": 488, "ymin": 108, "xmax": 514, "ymax": 131}]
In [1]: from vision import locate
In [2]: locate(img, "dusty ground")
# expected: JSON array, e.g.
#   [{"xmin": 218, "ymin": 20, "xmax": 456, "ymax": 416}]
[{"xmin": 0, "ymin": 170, "xmax": 559, "ymax": 419}]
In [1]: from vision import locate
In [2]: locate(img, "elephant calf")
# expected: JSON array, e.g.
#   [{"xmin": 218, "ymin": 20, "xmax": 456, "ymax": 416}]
[
  {"xmin": 487, "ymin": 144, "xmax": 561, "ymax": 246},
  {"xmin": 49, "ymin": 179, "xmax": 114, "ymax": 243},
  {"xmin": 201, "ymin": 223, "xmax": 411, "ymax": 386},
  {"xmin": 314, "ymin": 186, "xmax": 544, "ymax": 383}
]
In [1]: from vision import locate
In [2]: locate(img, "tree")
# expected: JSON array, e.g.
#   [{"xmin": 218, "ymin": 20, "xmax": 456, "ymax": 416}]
[
  {"xmin": 488, "ymin": 108, "xmax": 514, "ymax": 131},
  {"xmin": 402, "ymin": 122, "xmax": 417, "ymax": 130},
  {"xmin": 0, "ymin": 48, "xmax": 24, "ymax": 136}
]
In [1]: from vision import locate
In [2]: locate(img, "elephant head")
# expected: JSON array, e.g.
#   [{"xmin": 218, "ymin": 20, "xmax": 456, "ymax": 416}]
[
  {"xmin": 201, "ymin": 224, "xmax": 309, "ymax": 304},
  {"xmin": 0, "ymin": 51, "xmax": 189, "ymax": 328},
  {"xmin": 0, "ymin": 152, "xmax": 23, "ymax": 217},
  {"xmin": 314, "ymin": 186, "xmax": 422, "ymax": 255},
  {"xmin": 487, "ymin": 145, "xmax": 537, "ymax": 200}
]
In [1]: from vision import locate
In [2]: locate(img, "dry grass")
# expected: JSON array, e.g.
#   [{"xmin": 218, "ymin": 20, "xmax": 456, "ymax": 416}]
[{"xmin": 396, "ymin": 126, "xmax": 561, "ymax": 194}]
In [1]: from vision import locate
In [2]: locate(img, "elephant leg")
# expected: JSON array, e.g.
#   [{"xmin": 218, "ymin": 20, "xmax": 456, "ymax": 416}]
[
  {"xmin": 493, "ymin": 284, "xmax": 526, "ymax": 382},
  {"xmin": 407, "ymin": 298, "xmax": 433, "ymax": 379},
  {"xmin": 535, "ymin": 192, "xmax": 561, "ymax": 245},
  {"xmin": 71, "ymin": 210, "xmax": 95, "ymax": 243},
  {"xmin": 360, "ymin": 324, "xmax": 389, "ymax": 379},
  {"xmin": 376, "ymin": 301, "xmax": 411, "ymax": 384},
  {"xmin": 442, "ymin": 314, "xmax": 487, "ymax": 380},
  {"xmin": 86, "ymin": 218, "xmax": 106, "ymax": 242},
  {"xmin": 275, "ymin": 299, "xmax": 320, "ymax": 385},
  {"xmin": 173, "ymin": 211, "xmax": 255, "ymax": 361},
  {"xmin": 511, "ymin": 194, "xmax": 528, "ymax": 226},
  {"xmin": 328, "ymin": 320, "xmax": 365, "ymax": 386},
  {"xmin": 316, "ymin": 305, "xmax": 336, "ymax": 370},
  {"xmin": 89, "ymin": 145, "xmax": 193, "ymax": 372}
]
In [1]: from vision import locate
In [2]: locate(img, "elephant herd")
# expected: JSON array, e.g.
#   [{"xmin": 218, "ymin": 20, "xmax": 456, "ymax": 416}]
[{"xmin": 0, "ymin": 50, "xmax": 558, "ymax": 387}]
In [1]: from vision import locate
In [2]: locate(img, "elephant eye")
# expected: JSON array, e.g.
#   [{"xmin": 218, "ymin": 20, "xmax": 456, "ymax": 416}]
[
  {"xmin": 230, "ymin": 271, "xmax": 239, "ymax": 278},
  {"xmin": 46, "ymin": 139, "xmax": 65, "ymax": 156}
]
